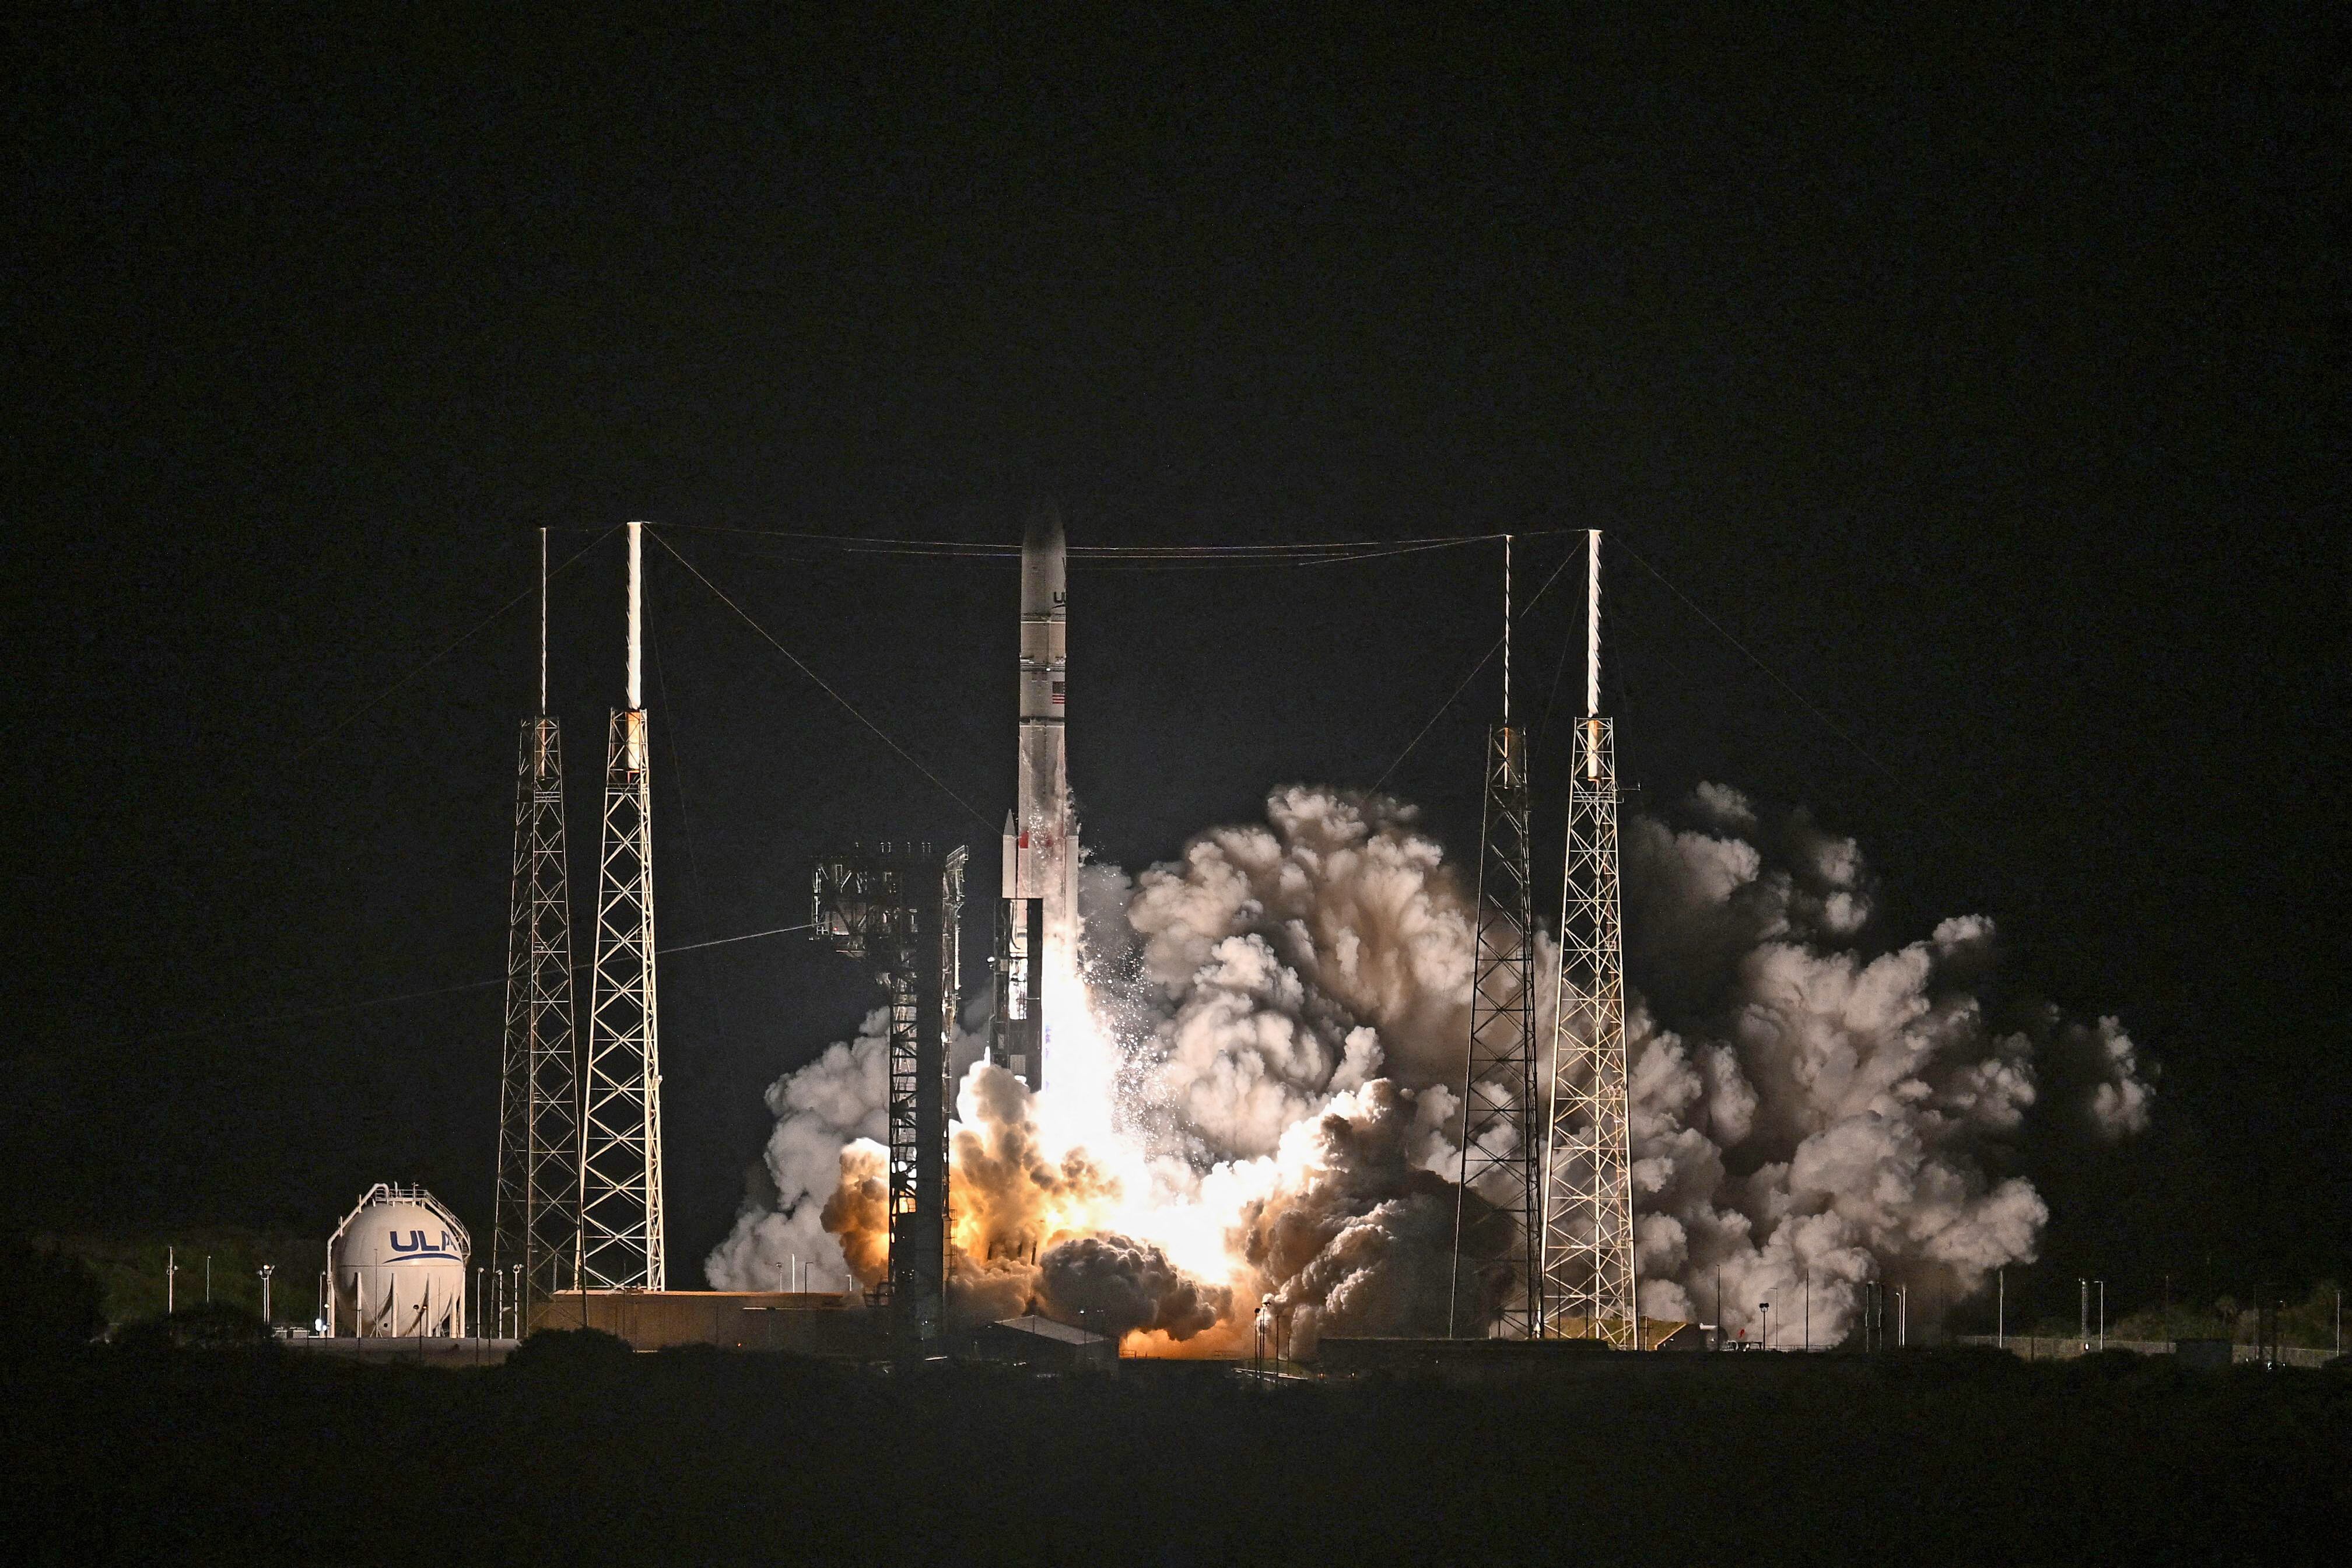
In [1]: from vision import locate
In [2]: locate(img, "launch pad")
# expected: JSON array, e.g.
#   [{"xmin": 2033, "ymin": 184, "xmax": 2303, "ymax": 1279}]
[
  {"xmin": 467, "ymin": 511, "xmax": 1638, "ymax": 1359},
  {"xmin": 550, "ymin": 1290, "xmax": 880, "ymax": 1355}
]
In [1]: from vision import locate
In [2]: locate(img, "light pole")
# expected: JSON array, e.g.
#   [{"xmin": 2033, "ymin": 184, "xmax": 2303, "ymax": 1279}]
[
  {"xmin": 1254, "ymin": 1303, "xmax": 1270, "ymax": 1382},
  {"xmin": 1897, "ymin": 1285, "xmax": 1907, "ymax": 1349},
  {"xmin": 511, "ymin": 1264, "xmax": 523, "ymax": 1339},
  {"xmin": 258, "ymin": 1265, "xmax": 275, "ymax": 1326},
  {"xmin": 205, "ymin": 1254, "xmax": 212, "ymax": 1304},
  {"xmin": 166, "ymin": 1246, "xmax": 178, "ymax": 1316},
  {"xmin": 1997, "ymin": 1268, "xmax": 2005, "ymax": 1349},
  {"xmin": 2078, "ymin": 1278, "xmax": 2089, "ymax": 1353},
  {"xmin": 475, "ymin": 1267, "xmax": 485, "ymax": 1337},
  {"xmin": 2096, "ymin": 1279, "xmax": 2105, "ymax": 1351},
  {"xmin": 1759, "ymin": 1302, "xmax": 1771, "ymax": 1352},
  {"xmin": 1804, "ymin": 1271, "xmax": 1810, "ymax": 1352}
]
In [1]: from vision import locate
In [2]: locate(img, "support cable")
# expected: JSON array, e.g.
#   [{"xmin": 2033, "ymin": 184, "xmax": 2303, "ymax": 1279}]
[
  {"xmin": 642, "ymin": 522, "xmax": 1589, "ymax": 560},
  {"xmin": 681, "ymin": 537, "xmax": 1487, "ymax": 574},
  {"xmin": 139, "ymin": 924, "xmax": 816, "ymax": 1041},
  {"xmin": 1610, "ymin": 536, "xmax": 1907, "ymax": 795},
  {"xmin": 1370, "ymin": 538, "xmax": 1580, "ymax": 792},
  {"xmin": 283, "ymin": 527, "xmax": 619, "ymax": 770},
  {"xmin": 646, "ymin": 530, "xmax": 993, "ymax": 830},
  {"xmin": 643, "ymin": 564, "xmax": 709, "ymax": 933}
]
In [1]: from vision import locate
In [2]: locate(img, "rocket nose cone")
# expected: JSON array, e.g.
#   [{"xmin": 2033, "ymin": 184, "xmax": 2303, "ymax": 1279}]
[{"xmin": 1022, "ymin": 500, "xmax": 1065, "ymax": 557}]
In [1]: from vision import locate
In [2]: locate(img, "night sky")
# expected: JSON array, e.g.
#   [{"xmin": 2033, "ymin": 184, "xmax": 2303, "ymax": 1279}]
[{"xmin": 10, "ymin": 12, "xmax": 2344, "ymax": 1306}]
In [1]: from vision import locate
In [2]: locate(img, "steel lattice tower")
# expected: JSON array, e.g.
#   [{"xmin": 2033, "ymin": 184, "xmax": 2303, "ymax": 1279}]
[
  {"xmin": 580, "ymin": 521, "xmax": 665, "ymax": 1289},
  {"xmin": 492, "ymin": 532, "xmax": 580, "ymax": 1325},
  {"xmin": 811, "ymin": 843, "xmax": 964, "ymax": 1344},
  {"xmin": 1542, "ymin": 529, "xmax": 1636, "ymax": 1345},
  {"xmin": 1451, "ymin": 537, "xmax": 1545, "ymax": 1339}
]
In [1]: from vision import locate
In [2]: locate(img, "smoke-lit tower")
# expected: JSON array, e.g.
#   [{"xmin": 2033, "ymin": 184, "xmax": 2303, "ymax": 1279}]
[
  {"xmin": 1542, "ymin": 528, "xmax": 1636, "ymax": 1346},
  {"xmin": 579, "ymin": 521, "xmax": 665, "ymax": 1289},
  {"xmin": 811, "ymin": 843, "xmax": 965, "ymax": 1344},
  {"xmin": 1450, "ymin": 536, "xmax": 1545, "ymax": 1339},
  {"xmin": 492, "ymin": 530, "xmax": 581, "ymax": 1323}
]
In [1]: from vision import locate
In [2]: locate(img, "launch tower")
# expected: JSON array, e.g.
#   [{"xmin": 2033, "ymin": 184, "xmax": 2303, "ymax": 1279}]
[
  {"xmin": 492, "ymin": 529, "xmax": 581, "ymax": 1325},
  {"xmin": 579, "ymin": 521, "xmax": 666, "ymax": 1289},
  {"xmin": 812, "ymin": 842, "xmax": 966, "ymax": 1344},
  {"xmin": 1541, "ymin": 529, "xmax": 1636, "ymax": 1345},
  {"xmin": 1450, "ymin": 536, "xmax": 1546, "ymax": 1339}
]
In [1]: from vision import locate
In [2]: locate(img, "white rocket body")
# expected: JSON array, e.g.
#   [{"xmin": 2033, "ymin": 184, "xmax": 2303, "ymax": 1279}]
[{"xmin": 996, "ymin": 503, "xmax": 1077, "ymax": 1089}]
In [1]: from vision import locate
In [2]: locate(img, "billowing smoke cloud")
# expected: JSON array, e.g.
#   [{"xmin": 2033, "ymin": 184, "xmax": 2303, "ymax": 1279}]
[
  {"xmin": 1036, "ymin": 1234, "xmax": 1230, "ymax": 1341},
  {"xmin": 945, "ymin": 1062, "xmax": 1126, "ymax": 1267},
  {"xmin": 711, "ymin": 782, "xmax": 2153, "ymax": 1353},
  {"xmin": 704, "ymin": 1011, "xmax": 890, "ymax": 1292},
  {"xmin": 2076, "ymin": 1016, "xmax": 2153, "ymax": 1138},
  {"xmin": 1235, "ymin": 1078, "xmax": 1471, "ymax": 1350},
  {"xmin": 1616, "ymin": 785, "xmax": 2154, "ymax": 1343},
  {"xmin": 821, "ymin": 1141, "xmax": 890, "ymax": 1288},
  {"xmin": 1126, "ymin": 785, "xmax": 1474, "ymax": 1120}
]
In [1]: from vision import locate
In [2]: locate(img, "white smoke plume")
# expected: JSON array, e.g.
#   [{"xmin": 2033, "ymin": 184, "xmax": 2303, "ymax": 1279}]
[
  {"xmin": 703, "ymin": 1011, "xmax": 889, "ymax": 1292},
  {"xmin": 710, "ymin": 782, "xmax": 2154, "ymax": 1353},
  {"xmin": 1616, "ymin": 784, "xmax": 2154, "ymax": 1344}
]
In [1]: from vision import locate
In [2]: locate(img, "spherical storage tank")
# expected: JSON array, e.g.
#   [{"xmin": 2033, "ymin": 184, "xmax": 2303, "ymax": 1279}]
[{"xmin": 328, "ymin": 1183, "xmax": 471, "ymax": 1337}]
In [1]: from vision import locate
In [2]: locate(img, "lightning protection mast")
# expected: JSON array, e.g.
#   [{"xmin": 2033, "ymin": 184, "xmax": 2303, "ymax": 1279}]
[
  {"xmin": 579, "ymin": 521, "xmax": 665, "ymax": 1289},
  {"xmin": 492, "ymin": 529, "xmax": 582, "ymax": 1328},
  {"xmin": 1542, "ymin": 529, "xmax": 1636, "ymax": 1346},
  {"xmin": 1450, "ymin": 535, "xmax": 1545, "ymax": 1339}
]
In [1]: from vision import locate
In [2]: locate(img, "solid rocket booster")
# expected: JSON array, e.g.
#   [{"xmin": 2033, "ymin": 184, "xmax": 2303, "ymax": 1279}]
[{"xmin": 995, "ymin": 501, "xmax": 1077, "ymax": 1091}]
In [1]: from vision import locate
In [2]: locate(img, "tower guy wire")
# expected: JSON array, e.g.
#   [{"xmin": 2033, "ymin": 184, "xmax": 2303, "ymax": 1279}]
[
  {"xmin": 280, "ymin": 527, "xmax": 618, "ymax": 774},
  {"xmin": 1371, "ymin": 537, "xmax": 1581, "ymax": 794},
  {"xmin": 647, "ymin": 529, "xmax": 992, "ymax": 830},
  {"xmin": 136, "ymin": 922, "xmax": 818, "ymax": 1043}
]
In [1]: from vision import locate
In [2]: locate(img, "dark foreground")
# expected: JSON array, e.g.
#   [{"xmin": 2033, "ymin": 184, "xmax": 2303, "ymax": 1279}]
[{"xmin": 6, "ymin": 1342, "xmax": 2344, "ymax": 1565}]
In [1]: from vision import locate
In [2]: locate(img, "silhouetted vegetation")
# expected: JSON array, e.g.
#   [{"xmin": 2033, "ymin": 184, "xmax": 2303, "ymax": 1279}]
[
  {"xmin": 503, "ymin": 1326, "xmax": 636, "ymax": 1375},
  {"xmin": 0, "ymin": 1233, "xmax": 104, "ymax": 1352},
  {"xmin": 2, "ymin": 1346, "xmax": 2342, "ymax": 1565},
  {"xmin": 111, "ymin": 1302, "xmax": 278, "ymax": 1355}
]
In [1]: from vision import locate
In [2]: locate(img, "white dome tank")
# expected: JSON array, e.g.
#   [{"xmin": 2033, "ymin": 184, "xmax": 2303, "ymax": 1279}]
[{"xmin": 328, "ymin": 1184, "xmax": 471, "ymax": 1338}]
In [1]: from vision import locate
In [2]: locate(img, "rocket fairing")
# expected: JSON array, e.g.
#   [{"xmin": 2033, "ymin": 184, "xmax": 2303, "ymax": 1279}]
[{"xmin": 993, "ymin": 501, "xmax": 1077, "ymax": 1090}]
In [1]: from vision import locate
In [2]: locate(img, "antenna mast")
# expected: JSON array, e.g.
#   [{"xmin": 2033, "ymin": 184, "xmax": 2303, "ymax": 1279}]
[
  {"xmin": 580, "ymin": 520, "xmax": 665, "ymax": 1289},
  {"xmin": 1450, "ymin": 532, "xmax": 1544, "ymax": 1339},
  {"xmin": 1502, "ymin": 533, "xmax": 1512, "ymax": 725},
  {"xmin": 492, "ymin": 528, "xmax": 580, "ymax": 1328},
  {"xmin": 1543, "ymin": 528, "xmax": 1636, "ymax": 1345}
]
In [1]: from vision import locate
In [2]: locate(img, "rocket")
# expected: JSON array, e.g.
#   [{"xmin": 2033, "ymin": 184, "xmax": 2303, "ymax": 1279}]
[{"xmin": 993, "ymin": 501, "xmax": 1077, "ymax": 1091}]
